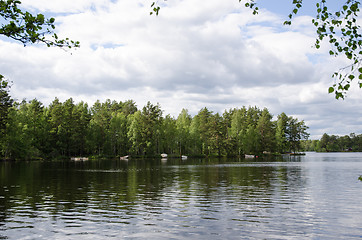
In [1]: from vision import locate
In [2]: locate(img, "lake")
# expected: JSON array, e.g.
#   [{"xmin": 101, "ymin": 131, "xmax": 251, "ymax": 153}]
[{"xmin": 1, "ymin": 152, "xmax": 362, "ymax": 239}]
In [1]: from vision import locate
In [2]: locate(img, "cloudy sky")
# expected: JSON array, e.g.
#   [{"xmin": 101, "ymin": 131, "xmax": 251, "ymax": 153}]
[{"xmin": 0, "ymin": 0, "xmax": 361, "ymax": 139}]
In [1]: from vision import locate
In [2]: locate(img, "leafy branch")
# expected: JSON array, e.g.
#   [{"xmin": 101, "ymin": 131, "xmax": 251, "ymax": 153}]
[
  {"xmin": 0, "ymin": 0, "xmax": 80, "ymax": 48},
  {"xmin": 150, "ymin": 1, "xmax": 161, "ymax": 16},
  {"xmin": 312, "ymin": 0, "xmax": 361, "ymax": 99}
]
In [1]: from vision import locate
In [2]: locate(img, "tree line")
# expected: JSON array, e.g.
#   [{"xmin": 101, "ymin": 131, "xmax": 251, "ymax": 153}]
[
  {"xmin": 0, "ymin": 96, "xmax": 310, "ymax": 160},
  {"xmin": 302, "ymin": 133, "xmax": 362, "ymax": 152}
]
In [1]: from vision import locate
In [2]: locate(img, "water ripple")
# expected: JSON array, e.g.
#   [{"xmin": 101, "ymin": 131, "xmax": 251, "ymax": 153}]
[{"xmin": 1, "ymin": 156, "xmax": 362, "ymax": 239}]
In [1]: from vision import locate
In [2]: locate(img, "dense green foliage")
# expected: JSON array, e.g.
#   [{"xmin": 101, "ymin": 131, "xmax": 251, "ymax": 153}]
[
  {"xmin": 302, "ymin": 132, "xmax": 362, "ymax": 152},
  {"xmin": 0, "ymin": 75, "xmax": 13, "ymax": 137},
  {"xmin": 0, "ymin": 98, "xmax": 309, "ymax": 160},
  {"xmin": 152, "ymin": 0, "xmax": 362, "ymax": 99}
]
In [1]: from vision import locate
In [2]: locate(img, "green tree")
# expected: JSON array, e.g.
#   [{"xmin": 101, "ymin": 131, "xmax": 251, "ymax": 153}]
[
  {"xmin": 275, "ymin": 112, "xmax": 289, "ymax": 153},
  {"xmin": 2, "ymin": 104, "xmax": 30, "ymax": 159},
  {"xmin": 339, "ymin": 134, "xmax": 352, "ymax": 151},
  {"xmin": 326, "ymin": 134, "xmax": 340, "ymax": 151},
  {"xmin": 243, "ymin": 123, "xmax": 260, "ymax": 155},
  {"xmin": 87, "ymin": 100, "xmax": 113, "ymax": 156},
  {"xmin": 48, "ymin": 97, "xmax": 65, "ymax": 156},
  {"xmin": 70, "ymin": 101, "xmax": 91, "ymax": 156},
  {"xmin": 2, "ymin": 97, "xmax": 314, "ymax": 159},
  {"xmin": 141, "ymin": 101, "xmax": 163, "ymax": 155},
  {"xmin": 176, "ymin": 108, "xmax": 192, "ymax": 155},
  {"xmin": 287, "ymin": 117, "xmax": 310, "ymax": 153},
  {"xmin": 256, "ymin": 108, "xmax": 275, "ymax": 153},
  {"xmin": 1, "ymin": 99, "xmax": 48, "ymax": 159},
  {"xmin": 242, "ymin": 106, "xmax": 262, "ymax": 154},
  {"xmin": 160, "ymin": 114, "xmax": 178, "ymax": 155},
  {"xmin": 246, "ymin": 106, "xmax": 261, "ymax": 127},
  {"xmin": 87, "ymin": 118, "xmax": 105, "ymax": 156},
  {"xmin": 60, "ymin": 98, "xmax": 75, "ymax": 156},
  {"xmin": 350, "ymin": 133, "xmax": 362, "ymax": 151},
  {"xmin": 21, "ymin": 99, "xmax": 50, "ymax": 157},
  {"xmin": 109, "ymin": 112, "xmax": 129, "ymax": 156},
  {"xmin": 222, "ymin": 109, "xmax": 237, "ymax": 156},
  {"xmin": 0, "ymin": 76, "xmax": 13, "ymax": 136},
  {"xmin": 121, "ymin": 100, "xmax": 138, "ymax": 116},
  {"xmin": 127, "ymin": 102, "xmax": 163, "ymax": 156},
  {"xmin": 355, "ymin": 134, "xmax": 362, "ymax": 151},
  {"xmin": 319, "ymin": 133, "xmax": 330, "ymax": 152},
  {"xmin": 301, "ymin": 139, "xmax": 320, "ymax": 152},
  {"xmin": 317, "ymin": 132, "xmax": 362, "ymax": 152},
  {"xmin": 189, "ymin": 114, "xmax": 202, "ymax": 155},
  {"xmin": 46, "ymin": 98, "xmax": 89, "ymax": 157},
  {"xmin": 191, "ymin": 107, "xmax": 213, "ymax": 155},
  {"xmin": 230, "ymin": 107, "xmax": 247, "ymax": 156},
  {"xmin": 127, "ymin": 110, "xmax": 145, "ymax": 155},
  {"xmin": 48, "ymin": 98, "xmax": 83, "ymax": 156},
  {"xmin": 209, "ymin": 113, "xmax": 227, "ymax": 156}
]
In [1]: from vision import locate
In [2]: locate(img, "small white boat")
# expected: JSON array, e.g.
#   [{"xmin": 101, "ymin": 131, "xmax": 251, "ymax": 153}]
[
  {"xmin": 161, "ymin": 153, "xmax": 168, "ymax": 158},
  {"xmin": 244, "ymin": 154, "xmax": 255, "ymax": 159},
  {"xmin": 71, "ymin": 157, "xmax": 89, "ymax": 161},
  {"xmin": 120, "ymin": 155, "xmax": 129, "ymax": 160},
  {"xmin": 181, "ymin": 155, "xmax": 187, "ymax": 160}
]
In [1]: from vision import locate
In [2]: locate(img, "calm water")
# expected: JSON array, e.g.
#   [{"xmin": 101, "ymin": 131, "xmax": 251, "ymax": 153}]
[{"xmin": 1, "ymin": 152, "xmax": 362, "ymax": 239}]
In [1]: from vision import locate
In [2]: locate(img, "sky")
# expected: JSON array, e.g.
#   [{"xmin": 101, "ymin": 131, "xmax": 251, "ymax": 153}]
[{"xmin": 0, "ymin": 0, "xmax": 361, "ymax": 139}]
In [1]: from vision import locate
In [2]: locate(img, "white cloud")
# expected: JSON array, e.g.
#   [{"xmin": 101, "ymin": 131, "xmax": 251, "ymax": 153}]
[
  {"xmin": 1, "ymin": 0, "xmax": 362, "ymax": 139},
  {"xmin": 21, "ymin": 0, "xmax": 114, "ymax": 13}
]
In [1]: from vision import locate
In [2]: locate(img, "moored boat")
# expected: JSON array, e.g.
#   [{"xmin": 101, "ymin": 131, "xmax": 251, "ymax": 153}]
[
  {"xmin": 120, "ymin": 155, "xmax": 129, "ymax": 160},
  {"xmin": 71, "ymin": 157, "xmax": 89, "ymax": 161}
]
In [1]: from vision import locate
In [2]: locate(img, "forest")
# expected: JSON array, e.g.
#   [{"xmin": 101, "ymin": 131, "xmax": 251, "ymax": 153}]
[
  {"xmin": 0, "ymin": 96, "xmax": 310, "ymax": 160},
  {"xmin": 302, "ymin": 133, "xmax": 362, "ymax": 152}
]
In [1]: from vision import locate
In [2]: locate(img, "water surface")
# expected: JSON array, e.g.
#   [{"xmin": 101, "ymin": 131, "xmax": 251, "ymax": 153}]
[{"xmin": 1, "ymin": 152, "xmax": 362, "ymax": 239}]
